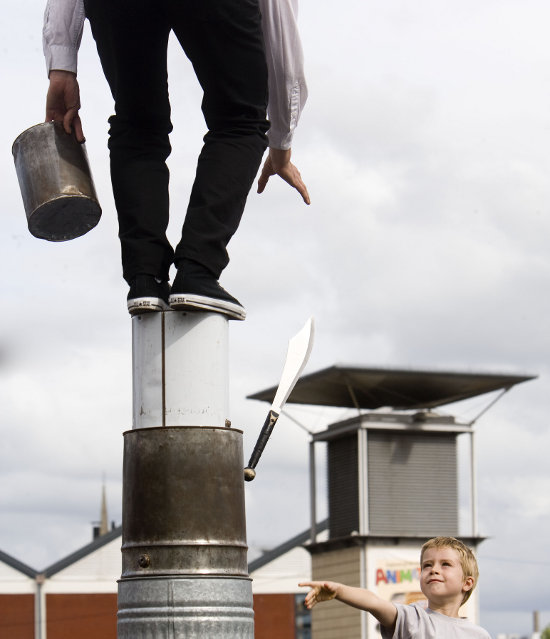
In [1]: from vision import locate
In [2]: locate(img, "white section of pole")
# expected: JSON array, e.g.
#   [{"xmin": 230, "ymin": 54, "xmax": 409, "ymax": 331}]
[{"xmin": 132, "ymin": 311, "xmax": 229, "ymax": 429}]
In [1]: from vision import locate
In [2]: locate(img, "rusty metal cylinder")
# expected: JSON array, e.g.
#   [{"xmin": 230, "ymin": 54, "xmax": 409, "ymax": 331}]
[
  {"xmin": 119, "ymin": 426, "xmax": 253, "ymax": 638},
  {"xmin": 122, "ymin": 426, "xmax": 247, "ymax": 577},
  {"xmin": 12, "ymin": 121, "xmax": 101, "ymax": 241}
]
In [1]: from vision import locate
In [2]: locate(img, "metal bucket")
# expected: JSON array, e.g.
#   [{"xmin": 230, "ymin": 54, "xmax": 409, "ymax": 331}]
[{"xmin": 12, "ymin": 121, "xmax": 101, "ymax": 241}]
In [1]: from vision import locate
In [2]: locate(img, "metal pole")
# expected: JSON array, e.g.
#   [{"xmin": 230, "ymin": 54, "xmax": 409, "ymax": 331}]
[
  {"xmin": 358, "ymin": 428, "xmax": 369, "ymax": 535},
  {"xmin": 358, "ymin": 427, "xmax": 369, "ymax": 637},
  {"xmin": 470, "ymin": 429, "xmax": 478, "ymax": 537},
  {"xmin": 118, "ymin": 311, "xmax": 253, "ymax": 638},
  {"xmin": 309, "ymin": 440, "xmax": 316, "ymax": 545},
  {"xmin": 359, "ymin": 545, "xmax": 368, "ymax": 639},
  {"xmin": 34, "ymin": 574, "xmax": 46, "ymax": 639}
]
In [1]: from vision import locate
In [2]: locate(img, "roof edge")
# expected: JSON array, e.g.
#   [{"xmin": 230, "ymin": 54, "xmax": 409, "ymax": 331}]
[
  {"xmin": 43, "ymin": 525, "xmax": 122, "ymax": 577},
  {"xmin": 248, "ymin": 518, "xmax": 328, "ymax": 574},
  {"xmin": 305, "ymin": 534, "xmax": 488, "ymax": 555},
  {"xmin": 0, "ymin": 549, "xmax": 38, "ymax": 578}
]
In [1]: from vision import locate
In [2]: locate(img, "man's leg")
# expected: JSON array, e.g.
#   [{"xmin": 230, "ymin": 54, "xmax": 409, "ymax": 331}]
[
  {"xmin": 168, "ymin": 0, "xmax": 269, "ymax": 318},
  {"xmin": 84, "ymin": 0, "xmax": 174, "ymax": 313}
]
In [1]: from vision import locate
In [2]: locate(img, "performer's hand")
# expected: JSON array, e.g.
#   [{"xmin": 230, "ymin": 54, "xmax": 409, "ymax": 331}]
[
  {"xmin": 298, "ymin": 581, "xmax": 339, "ymax": 609},
  {"xmin": 257, "ymin": 148, "xmax": 310, "ymax": 204},
  {"xmin": 46, "ymin": 70, "xmax": 85, "ymax": 142}
]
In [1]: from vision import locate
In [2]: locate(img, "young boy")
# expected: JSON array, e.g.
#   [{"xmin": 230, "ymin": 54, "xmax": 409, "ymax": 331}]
[{"xmin": 299, "ymin": 536, "xmax": 491, "ymax": 638}]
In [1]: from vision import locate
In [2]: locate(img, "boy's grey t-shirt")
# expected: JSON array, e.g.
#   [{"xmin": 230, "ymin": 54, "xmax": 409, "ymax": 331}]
[{"xmin": 381, "ymin": 603, "xmax": 491, "ymax": 639}]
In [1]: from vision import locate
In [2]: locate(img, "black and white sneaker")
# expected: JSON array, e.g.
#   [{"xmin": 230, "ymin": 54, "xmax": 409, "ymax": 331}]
[
  {"xmin": 169, "ymin": 268, "xmax": 246, "ymax": 321},
  {"xmin": 127, "ymin": 275, "xmax": 170, "ymax": 316}
]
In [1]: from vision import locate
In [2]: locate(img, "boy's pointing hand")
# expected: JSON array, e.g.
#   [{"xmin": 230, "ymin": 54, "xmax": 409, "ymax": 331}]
[{"xmin": 298, "ymin": 581, "xmax": 339, "ymax": 609}]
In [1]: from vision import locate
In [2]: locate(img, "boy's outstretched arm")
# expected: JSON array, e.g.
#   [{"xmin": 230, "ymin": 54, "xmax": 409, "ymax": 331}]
[{"xmin": 299, "ymin": 581, "xmax": 398, "ymax": 629}]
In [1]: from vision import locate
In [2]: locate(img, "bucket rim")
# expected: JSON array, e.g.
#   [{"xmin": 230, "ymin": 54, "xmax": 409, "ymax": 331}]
[{"xmin": 12, "ymin": 121, "xmax": 74, "ymax": 155}]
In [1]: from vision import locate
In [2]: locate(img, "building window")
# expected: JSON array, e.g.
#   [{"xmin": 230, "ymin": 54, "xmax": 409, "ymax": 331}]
[{"xmin": 295, "ymin": 594, "xmax": 311, "ymax": 639}]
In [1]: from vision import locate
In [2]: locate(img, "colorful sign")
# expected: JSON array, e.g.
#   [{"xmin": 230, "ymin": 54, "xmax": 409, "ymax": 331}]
[{"xmin": 374, "ymin": 559, "xmax": 426, "ymax": 606}]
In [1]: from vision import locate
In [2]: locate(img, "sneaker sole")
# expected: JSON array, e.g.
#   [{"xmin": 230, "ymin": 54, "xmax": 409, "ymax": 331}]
[
  {"xmin": 128, "ymin": 297, "xmax": 170, "ymax": 316},
  {"xmin": 169, "ymin": 293, "xmax": 246, "ymax": 321}
]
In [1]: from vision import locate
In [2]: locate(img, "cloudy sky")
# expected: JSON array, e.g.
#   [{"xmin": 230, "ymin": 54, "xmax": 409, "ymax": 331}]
[{"xmin": 2, "ymin": 0, "xmax": 550, "ymax": 636}]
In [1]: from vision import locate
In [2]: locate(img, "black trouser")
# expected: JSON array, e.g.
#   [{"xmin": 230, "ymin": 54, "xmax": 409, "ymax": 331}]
[{"xmin": 84, "ymin": 0, "xmax": 269, "ymax": 283}]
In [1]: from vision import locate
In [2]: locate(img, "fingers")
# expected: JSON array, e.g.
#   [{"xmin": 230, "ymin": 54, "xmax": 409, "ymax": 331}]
[
  {"xmin": 256, "ymin": 158, "xmax": 272, "ymax": 194},
  {"xmin": 298, "ymin": 581, "xmax": 318, "ymax": 591},
  {"xmin": 64, "ymin": 110, "xmax": 85, "ymax": 142},
  {"xmin": 256, "ymin": 154, "xmax": 311, "ymax": 204},
  {"xmin": 286, "ymin": 164, "xmax": 310, "ymax": 205},
  {"xmin": 63, "ymin": 109, "xmax": 75, "ymax": 134},
  {"xmin": 73, "ymin": 116, "xmax": 85, "ymax": 143},
  {"xmin": 298, "ymin": 581, "xmax": 325, "ymax": 609},
  {"xmin": 300, "ymin": 581, "xmax": 339, "ymax": 605},
  {"xmin": 303, "ymin": 589, "xmax": 320, "ymax": 609},
  {"xmin": 277, "ymin": 163, "xmax": 311, "ymax": 204}
]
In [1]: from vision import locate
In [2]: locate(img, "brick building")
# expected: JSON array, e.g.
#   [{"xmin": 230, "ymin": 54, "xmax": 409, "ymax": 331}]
[{"xmin": 0, "ymin": 520, "xmax": 323, "ymax": 639}]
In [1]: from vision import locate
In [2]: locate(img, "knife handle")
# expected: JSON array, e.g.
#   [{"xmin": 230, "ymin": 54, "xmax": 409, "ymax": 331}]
[{"xmin": 244, "ymin": 410, "xmax": 280, "ymax": 481}]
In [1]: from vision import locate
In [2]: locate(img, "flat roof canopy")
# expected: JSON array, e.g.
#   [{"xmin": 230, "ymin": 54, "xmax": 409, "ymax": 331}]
[{"xmin": 247, "ymin": 365, "xmax": 536, "ymax": 410}]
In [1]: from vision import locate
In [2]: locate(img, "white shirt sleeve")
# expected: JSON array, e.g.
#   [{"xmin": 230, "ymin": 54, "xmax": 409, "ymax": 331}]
[
  {"xmin": 259, "ymin": 0, "xmax": 308, "ymax": 150},
  {"xmin": 41, "ymin": 0, "xmax": 307, "ymax": 148},
  {"xmin": 43, "ymin": 0, "xmax": 85, "ymax": 76}
]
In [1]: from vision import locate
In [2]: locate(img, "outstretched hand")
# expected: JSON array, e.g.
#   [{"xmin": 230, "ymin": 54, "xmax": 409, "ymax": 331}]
[
  {"xmin": 257, "ymin": 148, "xmax": 310, "ymax": 204},
  {"xmin": 46, "ymin": 70, "xmax": 85, "ymax": 142},
  {"xmin": 298, "ymin": 581, "xmax": 339, "ymax": 609}
]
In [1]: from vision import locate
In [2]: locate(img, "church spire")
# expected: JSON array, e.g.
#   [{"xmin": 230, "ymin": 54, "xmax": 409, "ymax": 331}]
[{"xmin": 99, "ymin": 477, "xmax": 108, "ymax": 536}]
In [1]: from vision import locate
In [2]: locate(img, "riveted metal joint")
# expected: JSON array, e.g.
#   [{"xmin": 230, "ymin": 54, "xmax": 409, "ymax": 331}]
[{"xmin": 138, "ymin": 554, "xmax": 151, "ymax": 569}]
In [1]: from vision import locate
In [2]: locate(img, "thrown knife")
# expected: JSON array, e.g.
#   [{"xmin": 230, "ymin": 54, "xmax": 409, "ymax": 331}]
[{"xmin": 244, "ymin": 317, "xmax": 314, "ymax": 481}]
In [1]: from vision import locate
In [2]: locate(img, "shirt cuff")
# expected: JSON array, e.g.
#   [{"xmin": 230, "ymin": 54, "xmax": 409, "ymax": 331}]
[
  {"xmin": 267, "ymin": 128, "xmax": 293, "ymax": 150},
  {"xmin": 45, "ymin": 45, "xmax": 78, "ymax": 76}
]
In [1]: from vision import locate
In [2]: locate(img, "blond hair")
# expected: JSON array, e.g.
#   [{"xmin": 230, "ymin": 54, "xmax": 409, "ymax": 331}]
[{"xmin": 420, "ymin": 536, "xmax": 479, "ymax": 604}]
